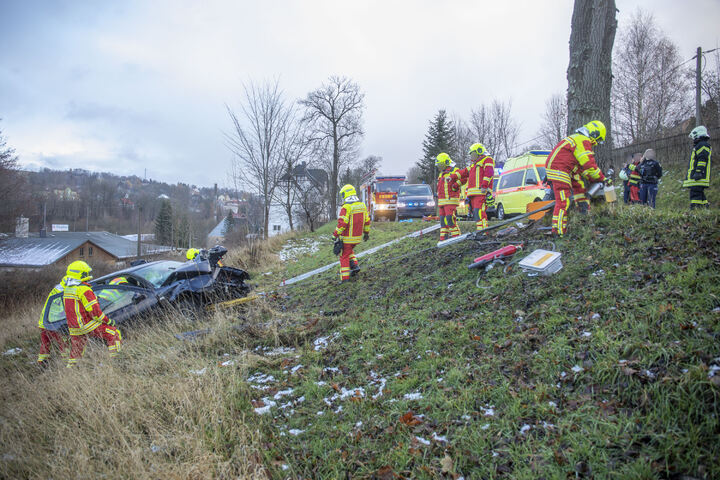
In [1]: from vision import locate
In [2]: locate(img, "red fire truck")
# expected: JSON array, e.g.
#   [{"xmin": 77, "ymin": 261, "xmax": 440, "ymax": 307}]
[{"xmin": 359, "ymin": 172, "xmax": 406, "ymax": 221}]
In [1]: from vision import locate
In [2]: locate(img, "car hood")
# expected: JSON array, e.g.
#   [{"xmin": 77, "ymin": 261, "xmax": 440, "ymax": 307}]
[{"xmin": 398, "ymin": 196, "xmax": 433, "ymax": 202}]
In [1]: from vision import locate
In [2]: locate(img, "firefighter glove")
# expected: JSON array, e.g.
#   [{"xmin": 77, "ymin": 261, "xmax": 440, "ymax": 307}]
[
  {"xmin": 363, "ymin": 232, "xmax": 370, "ymax": 242},
  {"xmin": 333, "ymin": 239, "xmax": 343, "ymax": 255},
  {"xmin": 604, "ymin": 177, "xmax": 613, "ymax": 186}
]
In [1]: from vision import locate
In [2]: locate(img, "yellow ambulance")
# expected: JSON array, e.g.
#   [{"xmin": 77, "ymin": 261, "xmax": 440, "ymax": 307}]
[{"xmin": 494, "ymin": 151, "xmax": 551, "ymax": 220}]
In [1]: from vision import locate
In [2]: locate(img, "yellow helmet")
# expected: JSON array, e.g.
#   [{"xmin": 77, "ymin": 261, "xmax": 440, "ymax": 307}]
[
  {"xmin": 435, "ymin": 152, "xmax": 455, "ymax": 168},
  {"xmin": 469, "ymin": 143, "xmax": 487, "ymax": 156},
  {"xmin": 581, "ymin": 120, "xmax": 606, "ymax": 144},
  {"xmin": 339, "ymin": 184, "xmax": 357, "ymax": 202},
  {"xmin": 67, "ymin": 260, "xmax": 92, "ymax": 282},
  {"xmin": 186, "ymin": 248, "xmax": 200, "ymax": 260}
]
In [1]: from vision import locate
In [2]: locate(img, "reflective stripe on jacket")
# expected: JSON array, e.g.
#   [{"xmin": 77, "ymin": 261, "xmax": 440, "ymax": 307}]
[
  {"xmin": 39, "ymin": 277, "xmax": 67, "ymax": 329},
  {"xmin": 627, "ymin": 163, "xmax": 641, "ymax": 186},
  {"xmin": 437, "ymin": 167, "xmax": 461, "ymax": 206},
  {"xmin": 546, "ymin": 133, "xmax": 604, "ymax": 185},
  {"xmin": 334, "ymin": 197, "xmax": 370, "ymax": 245},
  {"xmin": 63, "ymin": 278, "xmax": 109, "ymax": 336},
  {"xmin": 455, "ymin": 155, "xmax": 494, "ymax": 195},
  {"xmin": 683, "ymin": 140, "xmax": 712, "ymax": 188}
]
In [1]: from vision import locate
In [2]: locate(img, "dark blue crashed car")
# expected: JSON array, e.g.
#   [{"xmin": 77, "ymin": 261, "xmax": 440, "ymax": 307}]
[{"xmin": 42, "ymin": 246, "xmax": 251, "ymax": 331}]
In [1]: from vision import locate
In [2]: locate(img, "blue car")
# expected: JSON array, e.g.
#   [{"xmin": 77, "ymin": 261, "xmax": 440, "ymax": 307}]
[{"xmin": 396, "ymin": 184, "xmax": 436, "ymax": 220}]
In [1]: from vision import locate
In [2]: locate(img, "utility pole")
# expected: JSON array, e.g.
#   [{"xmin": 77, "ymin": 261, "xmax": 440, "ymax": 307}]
[
  {"xmin": 696, "ymin": 46, "xmax": 703, "ymax": 127},
  {"xmin": 136, "ymin": 206, "xmax": 142, "ymax": 259}
]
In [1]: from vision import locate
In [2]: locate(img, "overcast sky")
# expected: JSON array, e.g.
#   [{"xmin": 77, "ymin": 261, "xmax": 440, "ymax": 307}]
[{"xmin": 1, "ymin": 0, "xmax": 718, "ymax": 189}]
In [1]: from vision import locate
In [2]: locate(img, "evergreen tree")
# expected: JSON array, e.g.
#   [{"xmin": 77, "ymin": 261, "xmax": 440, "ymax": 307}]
[
  {"xmin": 154, "ymin": 200, "xmax": 173, "ymax": 245},
  {"xmin": 223, "ymin": 211, "xmax": 235, "ymax": 236},
  {"xmin": 416, "ymin": 110, "xmax": 456, "ymax": 192}
]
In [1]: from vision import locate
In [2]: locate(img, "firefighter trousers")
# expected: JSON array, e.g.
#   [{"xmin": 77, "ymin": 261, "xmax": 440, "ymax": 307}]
[
  {"xmin": 469, "ymin": 195, "xmax": 488, "ymax": 230},
  {"xmin": 689, "ymin": 186, "xmax": 708, "ymax": 209},
  {"xmin": 438, "ymin": 205, "xmax": 460, "ymax": 239},
  {"xmin": 551, "ymin": 181, "xmax": 573, "ymax": 236},
  {"xmin": 339, "ymin": 243, "xmax": 358, "ymax": 281},
  {"xmin": 67, "ymin": 324, "xmax": 122, "ymax": 367},
  {"xmin": 38, "ymin": 328, "xmax": 68, "ymax": 363}
]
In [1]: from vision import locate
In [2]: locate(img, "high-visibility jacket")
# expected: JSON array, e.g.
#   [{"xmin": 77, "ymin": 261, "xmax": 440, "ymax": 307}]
[
  {"xmin": 683, "ymin": 139, "xmax": 712, "ymax": 188},
  {"xmin": 39, "ymin": 277, "xmax": 68, "ymax": 329},
  {"xmin": 628, "ymin": 163, "xmax": 641, "ymax": 187},
  {"xmin": 455, "ymin": 155, "xmax": 495, "ymax": 196},
  {"xmin": 437, "ymin": 167, "xmax": 461, "ymax": 206},
  {"xmin": 546, "ymin": 133, "xmax": 605, "ymax": 185},
  {"xmin": 333, "ymin": 196, "xmax": 370, "ymax": 245},
  {"xmin": 63, "ymin": 278, "xmax": 110, "ymax": 336}
]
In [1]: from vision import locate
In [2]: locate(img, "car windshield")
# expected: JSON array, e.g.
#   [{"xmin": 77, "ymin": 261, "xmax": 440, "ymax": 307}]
[
  {"xmin": 130, "ymin": 261, "xmax": 183, "ymax": 287},
  {"xmin": 398, "ymin": 185, "xmax": 432, "ymax": 196},
  {"xmin": 536, "ymin": 167, "xmax": 546, "ymax": 181},
  {"xmin": 376, "ymin": 180, "xmax": 404, "ymax": 193}
]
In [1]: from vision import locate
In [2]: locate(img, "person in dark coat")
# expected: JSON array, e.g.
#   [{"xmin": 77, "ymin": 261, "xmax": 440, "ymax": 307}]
[{"xmin": 638, "ymin": 148, "xmax": 663, "ymax": 208}]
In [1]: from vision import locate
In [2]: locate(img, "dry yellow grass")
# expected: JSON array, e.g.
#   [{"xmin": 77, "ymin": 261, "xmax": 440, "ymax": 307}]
[
  {"xmin": 0, "ymin": 232, "xmax": 309, "ymax": 479},
  {"xmin": 0, "ymin": 308, "xmax": 271, "ymax": 479}
]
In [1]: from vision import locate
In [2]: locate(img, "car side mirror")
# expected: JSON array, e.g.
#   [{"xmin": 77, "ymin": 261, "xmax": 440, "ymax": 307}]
[{"xmin": 526, "ymin": 178, "xmax": 537, "ymax": 185}]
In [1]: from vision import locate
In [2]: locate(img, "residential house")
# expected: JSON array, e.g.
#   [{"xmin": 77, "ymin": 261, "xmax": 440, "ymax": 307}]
[{"xmin": 0, "ymin": 231, "xmax": 171, "ymax": 270}]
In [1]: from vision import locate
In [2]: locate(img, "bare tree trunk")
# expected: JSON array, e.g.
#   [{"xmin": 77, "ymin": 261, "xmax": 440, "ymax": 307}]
[{"xmin": 567, "ymin": 0, "xmax": 617, "ymax": 168}]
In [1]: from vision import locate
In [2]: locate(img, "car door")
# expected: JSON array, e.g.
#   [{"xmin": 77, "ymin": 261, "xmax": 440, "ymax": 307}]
[
  {"xmin": 42, "ymin": 285, "xmax": 158, "ymax": 330},
  {"xmin": 523, "ymin": 167, "xmax": 542, "ymax": 204},
  {"xmin": 93, "ymin": 284, "xmax": 159, "ymax": 324}
]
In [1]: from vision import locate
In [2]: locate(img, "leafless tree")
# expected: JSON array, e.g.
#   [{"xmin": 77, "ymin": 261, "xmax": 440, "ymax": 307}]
[
  {"xmin": 293, "ymin": 178, "xmax": 328, "ymax": 232},
  {"xmin": 567, "ymin": 0, "xmax": 617, "ymax": 166},
  {"xmin": 468, "ymin": 99, "xmax": 520, "ymax": 162},
  {"xmin": 405, "ymin": 165, "xmax": 423, "ymax": 184},
  {"xmin": 300, "ymin": 76, "xmax": 365, "ymax": 216},
  {"xmin": 0, "ymin": 121, "xmax": 27, "ymax": 231},
  {"xmin": 537, "ymin": 93, "xmax": 568, "ymax": 148},
  {"xmin": 274, "ymin": 109, "xmax": 313, "ymax": 232},
  {"xmin": 226, "ymin": 79, "xmax": 292, "ymax": 238},
  {"xmin": 451, "ymin": 114, "xmax": 473, "ymax": 168},
  {"xmin": 612, "ymin": 9, "xmax": 689, "ymax": 145},
  {"xmin": 695, "ymin": 48, "xmax": 720, "ymax": 127}
]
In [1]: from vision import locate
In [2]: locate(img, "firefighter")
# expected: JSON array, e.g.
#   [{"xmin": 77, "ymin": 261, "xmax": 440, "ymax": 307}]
[
  {"xmin": 455, "ymin": 143, "xmax": 495, "ymax": 233},
  {"xmin": 37, "ymin": 277, "xmax": 69, "ymax": 366},
  {"xmin": 332, "ymin": 184, "xmax": 370, "ymax": 283},
  {"xmin": 683, "ymin": 126, "xmax": 712, "ymax": 209},
  {"xmin": 63, "ymin": 260, "xmax": 122, "ymax": 367},
  {"xmin": 627, "ymin": 155, "xmax": 642, "ymax": 204},
  {"xmin": 436, "ymin": 153, "xmax": 461, "ymax": 241},
  {"xmin": 186, "ymin": 248, "xmax": 200, "ymax": 260},
  {"xmin": 545, "ymin": 120, "xmax": 607, "ymax": 236}
]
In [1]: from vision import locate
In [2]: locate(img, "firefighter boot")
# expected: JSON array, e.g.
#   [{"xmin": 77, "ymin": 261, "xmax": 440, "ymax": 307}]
[{"xmin": 350, "ymin": 261, "xmax": 361, "ymax": 277}]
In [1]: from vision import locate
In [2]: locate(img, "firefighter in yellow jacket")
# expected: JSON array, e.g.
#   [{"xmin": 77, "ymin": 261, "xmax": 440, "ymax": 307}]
[
  {"xmin": 37, "ymin": 277, "xmax": 69, "ymax": 365},
  {"xmin": 436, "ymin": 153, "xmax": 462, "ymax": 240},
  {"xmin": 63, "ymin": 261, "xmax": 122, "ymax": 367},
  {"xmin": 332, "ymin": 185, "xmax": 371, "ymax": 283}
]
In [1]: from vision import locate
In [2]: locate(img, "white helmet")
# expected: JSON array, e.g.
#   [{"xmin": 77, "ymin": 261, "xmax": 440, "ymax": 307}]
[{"xmin": 689, "ymin": 125, "xmax": 709, "ymax": 141}]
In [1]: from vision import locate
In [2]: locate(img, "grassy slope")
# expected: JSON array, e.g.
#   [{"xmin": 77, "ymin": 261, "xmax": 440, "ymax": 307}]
[
  {"xmin": 240, "ymin": 172, "xmax": 720, "ymax": 479},
  {"xmin": 1, "ymin": 170, "xmax": 718, "ymax": 479}
]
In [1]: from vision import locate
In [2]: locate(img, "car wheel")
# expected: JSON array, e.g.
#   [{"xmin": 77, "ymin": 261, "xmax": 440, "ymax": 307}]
[
  {"xmin": 176, "ymin": 301, "xmax": 205, "ymax": 322},
  {"xmin": 497, "ymin": 204, "xmax": 505, "ymax": 220}
]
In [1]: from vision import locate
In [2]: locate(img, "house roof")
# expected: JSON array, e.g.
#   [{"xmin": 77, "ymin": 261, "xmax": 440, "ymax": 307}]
[
  {"xmin": 0, "ymin": 231, "xmax": 171, "ymax": 267},
  {"xmin": 279, "ymin": 162, "xmax": 328, "ymax": 188}
]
